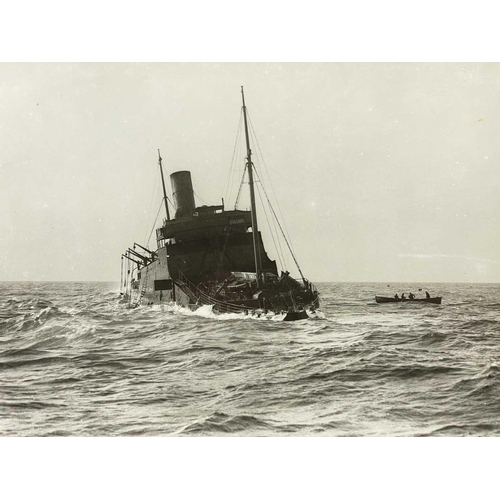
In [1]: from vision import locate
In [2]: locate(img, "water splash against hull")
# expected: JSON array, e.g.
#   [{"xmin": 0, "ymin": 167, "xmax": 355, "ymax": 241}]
[{"xmin": 1, "ymin": 281, "xmax": 500, "ymax": 436}]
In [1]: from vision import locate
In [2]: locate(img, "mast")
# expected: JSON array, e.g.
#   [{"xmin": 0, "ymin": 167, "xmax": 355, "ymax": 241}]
[
  {"xmin": 241, "ymin": 86, "xmax": 262, "ymax": 287},
  {"xmin": 158, "ymin": 149, "xmax": 170, "ymax": 222}
]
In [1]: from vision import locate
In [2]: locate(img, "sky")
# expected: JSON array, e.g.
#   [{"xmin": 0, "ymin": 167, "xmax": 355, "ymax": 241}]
[{"xmin": 1, "ymin": 62, "xmax": 500, "ymax": 282}]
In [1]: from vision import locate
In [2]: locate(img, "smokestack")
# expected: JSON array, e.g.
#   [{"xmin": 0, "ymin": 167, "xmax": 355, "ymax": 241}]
[{"xmin": 170, "ymin": 171, "xmax": 195, "ymax": 218}]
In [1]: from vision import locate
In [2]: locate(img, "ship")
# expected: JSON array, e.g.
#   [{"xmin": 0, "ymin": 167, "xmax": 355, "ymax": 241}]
[{"xmin": 121, "ymin": 88, "xmax": 320, "ymax": 321}]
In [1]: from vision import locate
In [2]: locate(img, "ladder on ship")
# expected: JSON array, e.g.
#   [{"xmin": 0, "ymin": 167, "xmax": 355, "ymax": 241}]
[
  {"xmin": 131, "ymin": 287, "xmax": 146, "ymax": 308},
  {"xmin": 131, "ymin": 267, "xmax": 149, "ymax": 308}
]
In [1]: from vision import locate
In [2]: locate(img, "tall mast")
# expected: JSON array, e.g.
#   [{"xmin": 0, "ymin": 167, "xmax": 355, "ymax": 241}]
[
  {"xmin": 158, "ymin": 149, "xmax": 170, "ymax": 222},
  {"xmin": 241, "ymin": 86, "xmax": 262, "ymax": 287}
]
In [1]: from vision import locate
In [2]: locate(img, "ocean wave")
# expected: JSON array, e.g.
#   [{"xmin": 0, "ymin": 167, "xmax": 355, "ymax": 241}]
[
  {"xmin": 450, "ymin": 363, "xmax": 500, "ymax": 398},
  {"xmin": 180, "ymin": 411, "xmax": 274, "ymax": 435},
  {"xmin": 459, "ymin": 318, "xmax": 500, "ymax": 332},
  {"xmin": 2, "ymin": 281, "xmax": 500, "ymax": 436},
  {"xmin": 419, "ymin": 331, "xmax": 448, "ymax": 344},
  {"xmin": 285, "ymin": 362, "xmax": 460, "ymax": 387},
  {"xmin": 5, "ymin": 306, "xmax": 75, "ymax": 335},
  {"xmin": 0, "ymin": 400, "xmax": 63, "ymax": 410},
  {"xmin": 0, "ymin": 354, "xmax": 70, "ymax": 370},
  {"xmin": 424, "ymin": 422, "xmax": 500, "ymax": 436},
  {"xmin": 171, "ymin": 345, "xmax": 234, "ymax": 357}
]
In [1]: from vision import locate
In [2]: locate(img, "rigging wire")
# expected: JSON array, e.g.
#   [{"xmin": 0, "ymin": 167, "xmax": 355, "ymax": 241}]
[
  {"xmin": 193, "ymin": 191, "xmax": 210, "ymax": 206},
  {"xmin": 221, "ymin": 109, "xmax": 243, "ymax": 207},
  {"xmin": 248, "ymin": 123, "xmax": 304, "ymax": 280},
  {"xmin": 254, "ymin": 167, "xmax": 288, "ymax": 271},
  {"xmin": 257, "ymin": 171, "xmax": 288, "ymax": 271},
  {"xmin": 120, "ymin": 256, "xmax": 124, "ymax": 294},
  {"xmin": 255, "ymin": 179, "xmax": 285, "ymax": 271},
  {"xmin": 125, "ymin": 254, "xmax": 131, "ymax": 307},
  {"xmin": 167, "ymin": 197, "xmax": 176, "ymax": 211},
  {"xmin": 143, "ymin": 165, "xmax": 160, "ymax": 246},
  {"xmin": 233, "ymin": 134, "xmax": 246, "ymax": 209},
  {"xmin": 158, "ymin": 150, "xmax": 174, "ymax": 223},
  {"xmin": 247, "ymin": 111, "xmax": 297, "ymax": 255},
  {"xmin": 234, "ymin": 107, "xmax": 297, "ymax": 273},
  {"xmin": 255, "ymin": 169, "xmax": 306, "ymax": 281},
  {"xmin": 234, "ymin": 164, "xmax": 247, "ymax": 210},
  {"xmin": 146, "ymin": 201, "xmax": 164, "ymax": 248}
]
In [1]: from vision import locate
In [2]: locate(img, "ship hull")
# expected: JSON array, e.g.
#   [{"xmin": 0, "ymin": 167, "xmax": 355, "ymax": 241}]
[
  {"xmin": 122, "ymin": 162, "xmax": 320, "ymax": 320},
  {"xmin": 125, "ymin": 253, "xmax": 320, "ymax": 319}
]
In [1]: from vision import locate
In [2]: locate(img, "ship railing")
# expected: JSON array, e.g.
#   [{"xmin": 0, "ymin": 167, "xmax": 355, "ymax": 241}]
[
  {"xmin": 177, "ymin": 271, "xmax": 257, "ymax": 314},
  {"xmin": 175, "ymin": 271, "xmax": 198, "ymax": 302},
  {"xmin": 192, "ymin": 287, "xmax": 255, "ymax": 314},
  {"xmin": 299, "ymin": 277, "xmax": 316, "ymax": 291}
]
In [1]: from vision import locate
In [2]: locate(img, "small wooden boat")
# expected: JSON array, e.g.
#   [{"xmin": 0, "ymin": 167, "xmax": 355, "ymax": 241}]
[{"xmin": 375, "ymin": 296, "xmax": 442, "ymax": 304}]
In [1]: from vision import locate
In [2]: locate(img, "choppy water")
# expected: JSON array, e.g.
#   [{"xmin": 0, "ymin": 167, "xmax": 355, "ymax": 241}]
[{"xmin": 1, "ymin": 281, "xmax": 499, "ymax": 436}]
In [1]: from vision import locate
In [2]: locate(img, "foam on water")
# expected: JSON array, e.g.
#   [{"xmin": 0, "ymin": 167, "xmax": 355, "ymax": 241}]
[{"xmin": 1, "ymin": 281, "xmax": 500, "ymax": 436}]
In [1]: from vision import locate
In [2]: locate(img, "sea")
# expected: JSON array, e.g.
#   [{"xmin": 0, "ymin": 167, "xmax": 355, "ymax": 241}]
[{"xmin": 1, "ymin": 281, "xmax": 500, "ymax": 437}]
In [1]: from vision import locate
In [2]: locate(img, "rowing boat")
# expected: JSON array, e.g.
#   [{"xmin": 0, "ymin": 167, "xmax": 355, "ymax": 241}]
[{"xmin": 375, "ymin": 296, "xmax": 442, "ymax": 304}]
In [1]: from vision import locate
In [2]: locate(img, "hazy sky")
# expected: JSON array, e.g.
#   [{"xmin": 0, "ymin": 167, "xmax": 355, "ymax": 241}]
[{"xmin": 1, "ymin": 62, "xmax": 499, "ymax": 282}]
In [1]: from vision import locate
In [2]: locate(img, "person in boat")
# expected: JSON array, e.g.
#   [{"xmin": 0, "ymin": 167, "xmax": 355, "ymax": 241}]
[
  {"xmin": 401, "ymin": 293, "xmax": 406, "ymax": 300},
  {"xmin": 425, "ymin": 291, "xmax": 431, "ymax": 299},
  {"xmin": 409, "ymin": 293, "xmax": 415, "ymax": 300},
  {"xmin": 394, "ymin": 293, "xmax": 399, "ymax": 299}
]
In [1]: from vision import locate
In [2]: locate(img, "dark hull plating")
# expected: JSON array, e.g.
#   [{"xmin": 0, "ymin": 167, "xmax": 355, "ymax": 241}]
[
  {"xmin": 125, "ymin": 200, "xmax": 320, "ymax": 317},
  {"xmin": 122, "ymin": 94, "xmax": 320, "ymax": 320}
]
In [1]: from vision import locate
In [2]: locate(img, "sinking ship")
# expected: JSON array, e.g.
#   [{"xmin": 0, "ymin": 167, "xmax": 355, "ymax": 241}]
[{"xmin": 121, "ymin": 88, "xmax": 320, "ymax": 320}]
